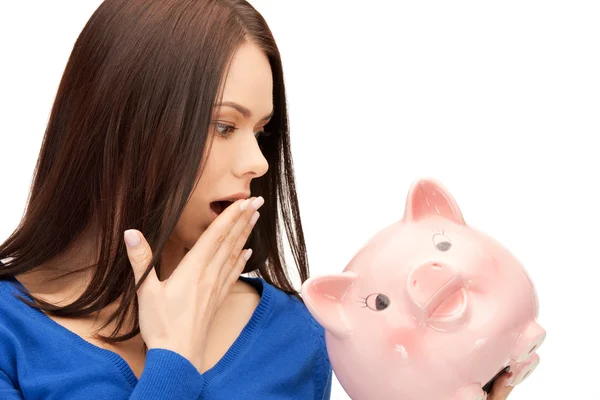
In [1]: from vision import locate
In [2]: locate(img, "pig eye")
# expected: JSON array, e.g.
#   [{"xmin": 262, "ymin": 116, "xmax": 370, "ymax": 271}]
[
  {"xmin": 433, "ymin": 233, "xmax": 452, "ymax": 251},
  {"xmin": 364, "ymin": 293, "xmax": 390, "ymax": 311}
]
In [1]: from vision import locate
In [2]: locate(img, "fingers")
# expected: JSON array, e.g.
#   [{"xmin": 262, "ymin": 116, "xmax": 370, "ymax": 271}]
[
  {"xmin": 217, "ymin": 248, "xmax": 253, "ymax": 306},
  {"xmin": 124, "ymin": 229, "xmax": 159, "ymax": 290},
  {"xmin": 210, "ymin": 197, "xmax": 262, "ymax": 281},
  {"xmin": 215, "ymin": 214, "xmax": 257, "ymax": 287},
  {"xmin": 177, "ymin": 197, "xmax": 256, "ymax": 274},
  {"xmin": 488, "ymin": 372, "xmax": 514, "ymax": 399}
]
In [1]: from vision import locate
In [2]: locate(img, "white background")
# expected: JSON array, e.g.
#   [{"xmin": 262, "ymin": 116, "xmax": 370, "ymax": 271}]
[{"xmin": 1, "ymin": 1, "xmax": 599, "ymax": 399}]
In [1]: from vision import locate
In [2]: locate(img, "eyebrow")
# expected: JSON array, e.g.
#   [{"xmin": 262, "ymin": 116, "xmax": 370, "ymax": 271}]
[{"xmin": 215, "ymin": 101, "xmax": 274, "ymax": 122}]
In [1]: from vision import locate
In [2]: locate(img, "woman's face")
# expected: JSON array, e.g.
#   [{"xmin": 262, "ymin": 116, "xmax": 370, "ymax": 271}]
[{"xmin": 172, "ymin": 40, "xmax": 272, "ymax": 249}]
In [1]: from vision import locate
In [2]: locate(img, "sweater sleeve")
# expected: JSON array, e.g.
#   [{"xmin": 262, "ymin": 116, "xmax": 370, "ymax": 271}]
[
  {"xmin": 320, "ymin": 367, "xmax": 332, "ymax": 400},
  {"xmin": 0, "ymin": 370, "xmax": 23, "ymax": 400},
  {"xmin": 314, "ymin": 322, "xmax": 333, "ymax": 400},
  {"xmin": 129, "ymin": 349, "xmax": 204, "ymax": 400}
]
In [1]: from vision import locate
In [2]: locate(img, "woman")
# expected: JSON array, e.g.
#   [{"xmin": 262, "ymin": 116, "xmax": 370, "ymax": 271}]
[
  {"xmin": 0, "ymin": 0, "xmax": 514, "ymax": 399},
  {"xmin": 0, "ymin": 0, "xmax": 329, "ymax": 398}
]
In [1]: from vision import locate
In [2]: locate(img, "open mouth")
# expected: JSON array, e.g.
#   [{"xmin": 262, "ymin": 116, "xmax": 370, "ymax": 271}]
[
  {"xmin": 429, "ymin": 287, "xmax": 467, "ymax": 320},
  {"xmin": 210, "ymin": 200, "xmax": 234, "ymax": 217}
]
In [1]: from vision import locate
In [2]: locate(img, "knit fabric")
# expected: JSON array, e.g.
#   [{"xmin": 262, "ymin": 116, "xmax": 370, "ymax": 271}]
[{"xmin": 0, "ymin": 274, "xmax": 332, "ymax": 399}]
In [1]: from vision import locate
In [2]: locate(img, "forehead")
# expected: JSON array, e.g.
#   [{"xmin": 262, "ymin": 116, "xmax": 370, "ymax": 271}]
[{"xmin": 219, "ymin": 41, "xmax": 273, "ymax": 111}]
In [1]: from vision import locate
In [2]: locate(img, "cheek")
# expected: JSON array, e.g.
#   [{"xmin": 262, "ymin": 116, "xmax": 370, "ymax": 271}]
[
  {"xmin": 385, "ymin": 327, "xmax": 424, "ymax": 361},
  {"xmin": 170, "ymin": 143, "xmax": 222, "ymax": 246},
  {"xmin": 172, "ymin": 188, "xmax": 209, "ymax": 247}
]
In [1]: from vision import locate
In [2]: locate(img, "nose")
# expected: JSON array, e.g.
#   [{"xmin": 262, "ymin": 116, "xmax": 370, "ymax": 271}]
[
  {"xmin": 234, "ymin": 131, "xmax": 269, "ymax": 179},
  {"xmin": 406, "ymin": 262, "xmax": 465, "ymax": 318}
]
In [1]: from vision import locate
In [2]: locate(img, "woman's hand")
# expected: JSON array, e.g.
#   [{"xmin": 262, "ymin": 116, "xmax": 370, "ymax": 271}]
[
  {"xmin": 487, "ymin": 372, "xmax": 514, "ymax": 399},
  {"xmin": 124, "ymin": 196, "xmax": 263, "ymax": 372}
]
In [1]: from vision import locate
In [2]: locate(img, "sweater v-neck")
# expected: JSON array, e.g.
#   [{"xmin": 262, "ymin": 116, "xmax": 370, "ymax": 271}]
[{"xmin": 4, "ymin": 274, "xmax": 276, "ymax": 389}]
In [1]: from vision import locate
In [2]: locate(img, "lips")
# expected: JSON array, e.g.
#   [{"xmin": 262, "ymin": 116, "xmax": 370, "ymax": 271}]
[
  {"xmin": 209, "ymin": 192, "xmax": 250, "ymax": 217},
  {"xmin": 210, "ymin": 200, "xmax": 234, "ymax": 216},
  {"xmin": 428, "ymin": 286, "xmax": 467, "ymax": 320},
  {"xmin": 406, "ymin": 263, "xmax": 469, "ymax": 327},
  {"xmin": 422, "ymin": 276, "xmax": 466, "ymax": 317}
]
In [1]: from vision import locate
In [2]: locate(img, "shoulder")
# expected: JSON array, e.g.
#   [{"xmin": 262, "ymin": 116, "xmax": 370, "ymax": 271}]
[
  {"xmin": 0, "ymin": 279, "xmax": 24, "ymax": 380},
  {"xmin": 247, "ymin": 276, "xmax": 332, "ymax": 396},
  {"xmin": 0, "ymin": 278, "xmax": 21, "ymax": 325},
  {"xmin": 252, "ymin": 276, "xmax": 327, "ymax": 343},
  {"xmin": 0, "ymin": 278, "xmax": 27, "ymax": 345}
]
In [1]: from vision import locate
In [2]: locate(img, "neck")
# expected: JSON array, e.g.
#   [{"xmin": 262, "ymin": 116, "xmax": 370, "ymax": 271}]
[
  {"xmin": 16, "ymin": 227, "xmax": 247, "ymax": 299},
  {"xmin": 159, "ymin": 238, "xmax": 188, "ymax": 280},
  {"xmin": 14, "ymin": 225, "xmax": 184, "ymax": 297}
]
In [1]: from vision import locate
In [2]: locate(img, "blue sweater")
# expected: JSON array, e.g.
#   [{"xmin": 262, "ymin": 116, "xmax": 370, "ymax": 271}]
[{"xmin": 0, "ymin": 274, "xmax": 332, "ymax": 399}]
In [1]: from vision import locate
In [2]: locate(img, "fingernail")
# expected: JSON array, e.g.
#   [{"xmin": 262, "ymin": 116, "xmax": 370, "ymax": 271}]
[
  {"xmin": 249, "ymin": 211, "xmax": 260, "ymax": 226},
  {"xmin": 251, "ymin": 196, "xmax": 264, "ymax": 210},
  {"xmin": 240, "ymin": 198, "xmax": 251, "ymax": 211},
  {"xmin": 124, "ymin": 230, "xmax": 141, "ymax": 247},
  {"xmin": 243, "ymin": 248, "xmax": 253, "ymax": 261}
]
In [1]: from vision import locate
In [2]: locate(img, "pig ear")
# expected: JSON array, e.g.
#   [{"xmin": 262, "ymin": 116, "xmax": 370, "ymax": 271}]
[
  {"xmin": 301, "ymin": 271, "xmax": 358, "ymax": 340},
  {"xmin": 404, "ymin": 178, "xmax": 465, "ymax": 225}
]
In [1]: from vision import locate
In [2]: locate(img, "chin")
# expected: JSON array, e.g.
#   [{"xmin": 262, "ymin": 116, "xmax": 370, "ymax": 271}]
[
  {"xmin": 181, "ymin": 232, "xmax": 203, "ymax": 250},
  {"xmin": 169, "ymin": 225, "xmax": 203, "ymax": 251}
]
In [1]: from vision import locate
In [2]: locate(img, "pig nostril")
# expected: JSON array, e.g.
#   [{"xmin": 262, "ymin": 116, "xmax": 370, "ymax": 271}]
[
  {"xmin": 413, "ymin": 280, "xmax": 418, "ymax": 287},
  {"xmin": 432, "ymin": 264, "xmax": 442, "ymax": 270}
]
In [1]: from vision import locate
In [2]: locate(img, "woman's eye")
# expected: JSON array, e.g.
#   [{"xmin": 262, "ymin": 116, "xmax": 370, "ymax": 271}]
[
  {"xmin": 214, "ymin": 123, "xmax": 235, "ymax": 136},
  {"xmin": 214, "ymin": 123, "xmax": 271, "ymax": 139}
]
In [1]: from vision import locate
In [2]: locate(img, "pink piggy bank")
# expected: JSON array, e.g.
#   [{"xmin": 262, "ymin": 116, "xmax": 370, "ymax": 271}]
[{"xmin": 301, "ymin": 178, "xmax": 545, "ymax": 400}]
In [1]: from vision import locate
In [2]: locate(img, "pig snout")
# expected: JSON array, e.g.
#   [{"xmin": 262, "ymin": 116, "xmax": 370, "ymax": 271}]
[{"xmin": 406, "ymin": 262, "xmax": 467, "ymax": 320}]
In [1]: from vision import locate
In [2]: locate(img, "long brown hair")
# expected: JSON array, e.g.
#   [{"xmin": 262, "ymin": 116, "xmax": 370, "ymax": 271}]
[{"xmin": 0, "ymin": 0, "xmax": 309, "ymax": 344}]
